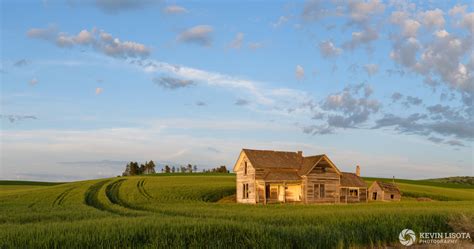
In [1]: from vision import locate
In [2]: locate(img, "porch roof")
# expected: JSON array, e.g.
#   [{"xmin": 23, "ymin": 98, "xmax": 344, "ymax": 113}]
[
  {"xmin": 264, "ymin": 171, "xmax": 302, "ymax": 181},
  {"xmin": 340, "ymin": 172, "xmax": 367, "ymax": 188}
]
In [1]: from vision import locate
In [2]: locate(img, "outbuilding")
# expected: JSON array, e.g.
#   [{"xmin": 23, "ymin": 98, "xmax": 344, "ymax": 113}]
[{"xmin": 368, "ymin": 181, "xmax": 401, "ymax": 201}]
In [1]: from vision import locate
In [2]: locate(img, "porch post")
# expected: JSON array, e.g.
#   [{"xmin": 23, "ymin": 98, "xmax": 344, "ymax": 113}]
[
  {"xmin": 255, "ymin": 181, "xmax": 259, "ymax": 203},
  {"xmin": 264, "ymin": 182, "xmax": 267, "ymax": 205},
  {"xmin": 283, "ymin": 182, "xmax": 286, "ymax": 203}
]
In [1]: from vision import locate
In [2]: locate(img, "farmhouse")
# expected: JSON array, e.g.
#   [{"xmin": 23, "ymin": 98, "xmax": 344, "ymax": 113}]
[
  {"xmin": 233, "ymin": 149, "xmax": 368, "ymax": 204},
  {"xmin": 368, "ymin": 181, "xmax": 401, "ymax": 201}
]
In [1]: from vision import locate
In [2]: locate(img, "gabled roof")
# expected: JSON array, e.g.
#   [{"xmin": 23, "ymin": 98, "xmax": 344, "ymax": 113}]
[
  {"xmin": 242, "ymin": 149, "xmax": 304, "ymax": 169},
  {"xmin": 237, "ymin": 149, "xmax": 342, "ymax": 176},
  {"xmin": 340, "ymin": 173, "xmax": 367, "ymax": 188},
  {"xmin": 298, "ymin": 155, "xmax": 324, "ymax": 175},
  {"xmin": 372, "ymin": 181, "xmax": 400, "ymax": 194}
]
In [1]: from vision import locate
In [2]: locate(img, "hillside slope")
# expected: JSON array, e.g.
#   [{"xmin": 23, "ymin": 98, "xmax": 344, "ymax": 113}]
[{"xmin": 0, "ymin": 174, "xmax": 472, "ymax": 248}]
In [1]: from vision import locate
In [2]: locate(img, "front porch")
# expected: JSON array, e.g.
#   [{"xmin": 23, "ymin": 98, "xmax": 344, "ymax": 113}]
[{"xmin": 257, "ymin": 181, "xmax": 302, "ymax": 204}]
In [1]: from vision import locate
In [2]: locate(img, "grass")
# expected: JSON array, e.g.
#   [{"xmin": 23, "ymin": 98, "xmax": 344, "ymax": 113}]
[{"xmin": 0, "ymin": 174, "xmax": 472, "ymax": 248}]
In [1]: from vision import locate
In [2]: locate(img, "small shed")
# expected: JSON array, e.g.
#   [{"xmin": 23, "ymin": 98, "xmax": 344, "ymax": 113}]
[{"xmin": 368, "ymin": 181, "xmax": 401, "ymax": 201}]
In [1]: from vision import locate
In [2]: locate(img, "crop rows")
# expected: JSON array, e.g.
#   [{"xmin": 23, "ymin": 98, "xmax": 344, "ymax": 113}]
[{"xmin": 0, "ymin": 175, "xmax": 472, "ymax": 248}]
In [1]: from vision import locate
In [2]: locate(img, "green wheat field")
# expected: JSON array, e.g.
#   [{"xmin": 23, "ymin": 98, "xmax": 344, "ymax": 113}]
[{"xmin": 1, "ymin": 174, "xmax": 473, "ymax": 248}]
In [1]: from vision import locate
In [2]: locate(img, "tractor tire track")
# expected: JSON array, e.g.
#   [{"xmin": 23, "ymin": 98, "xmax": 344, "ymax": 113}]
[
  {"xmin": 84, "ymin": 179, "xmax": 143, "ymax": 216},
  {"xmin": 52, "ymin": 187, "xmax": 75, "ymax": 207},
  {"xmin": 84, "ymin": 180, "xmax": 111, "ymax": 212},
  {"xmin": 137, "ymin": 179, "xmax": 152, "ymax": 199},
  {"xmin": 105, "ymin": 179, "xmax": 149, "ymax": 213}
]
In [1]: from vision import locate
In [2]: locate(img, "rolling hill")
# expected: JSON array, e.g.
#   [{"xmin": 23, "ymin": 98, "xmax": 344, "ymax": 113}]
[{"xmin": 0, "ymin": 174, "xmax": 472, "ymax": 248}]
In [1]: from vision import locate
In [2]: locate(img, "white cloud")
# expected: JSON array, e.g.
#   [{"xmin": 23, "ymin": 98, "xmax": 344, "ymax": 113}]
[
  {"xmin": 26, "ymin": 25, "xmax": 57, "ymax": 40},
  {"xmin": 131, "ymin": 58, "xmax": 309, "ymax": 107},
  {"xmin": 295, "ymin": 65, "xmax": 305, "ymax": 80},
  {"xmin": 27, "ymin": 27, "xmax": 151, "ymax": 58},
  {"xmin": 319, "ymin": 40, "xmax": 342, "ymax": 58},
  {"xmin": 448, "ymin": 4, "xmax": 467, "ymax": 16},
  {"xmin": 163, "ymin": 5, "xmax": 188, "ymax": 14},
  {"xmin": 95, "ymin": 87, "xmax": 103, "ymax": 95},
  {"xmin": 95, "ymin": 0, "xmax": 158, "ymax": 14},
  {"xmin": 177, "ymin": 25, "xmax": 213, "ymax": 47},
  {"xmin": 347, "ymin": 0, "xmax": 385, "ymax": 24},
  {"xmin": 363, "ymin": 64, "xmax": 379, "ymax": 76},
  {"xmin": 461, "ymin": 12, "xmax": 474, "ymax": 34},
  {"xmin": 228, "ymin": 32, "xmax": 244, "ymax": 49},
  {"xmin": 401, "ymin": 19, "xmax": 421, "ymax": 37},
  {"xmin": 419, "ymin": 9, "xmax": 445, "ymax": 29},
  {"xmin": 343, "ymin": 26, "xmax": 378, "ymax": 50},
  {"xmin": 272, "ymin": 16, "xmax": 289, "ymax": 28}
]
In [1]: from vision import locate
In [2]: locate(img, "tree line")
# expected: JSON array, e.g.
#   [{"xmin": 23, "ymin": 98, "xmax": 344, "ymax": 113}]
[
  {"xmin": 160, "ymin": 164, "xmax": 229, "ymax": 173},
  {"xmin": 123, "ymin": 161, "xmax": 156, "ymax": 176},
  {"xmin": 123, "ymin": 161, "xmax": 230, "ymax": 176}
]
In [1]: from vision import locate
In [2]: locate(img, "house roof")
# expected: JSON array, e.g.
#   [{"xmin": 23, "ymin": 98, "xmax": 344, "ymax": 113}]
[
  {"xmin": 242, "ymin": 149, "xmax": 304, "ymax": 169},
  {"xmin": 298, "ymin": 155, "xmax": 324, "ymax": 175},
  {"xmin": 374, "ymin": 181, "xmax": 400, "ymax": 194},
  {"xmin": 340, "ymin": 173, "xmax": 367, "ymax": 188},
  {"xmin": 264, "ymin": 171, "xmax": 302, "ymax": 181}
]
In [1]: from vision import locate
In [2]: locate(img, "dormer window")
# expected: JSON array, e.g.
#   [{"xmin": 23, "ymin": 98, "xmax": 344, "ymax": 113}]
[{"xmin": 244, "ymin": 161, "xmax": 248, "ymax": 175}]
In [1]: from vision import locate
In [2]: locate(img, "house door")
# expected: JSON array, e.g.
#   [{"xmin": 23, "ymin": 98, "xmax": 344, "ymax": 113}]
[
  {"xmin": 372, "ymin": 192, "xmax": 377, "ymax": 200},
  {"xmin": 265, "ymin": 184, "xmax": 270, "ymax": 199}
]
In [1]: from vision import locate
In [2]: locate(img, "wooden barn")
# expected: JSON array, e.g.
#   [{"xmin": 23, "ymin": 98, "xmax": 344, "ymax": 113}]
[
  {"xmin": 368, "ymin": 181, "xmax": 401, "ymax": 201},
  {"xmin": 233, "ymin": 149, "xmax": 368, "ymax": 204}
]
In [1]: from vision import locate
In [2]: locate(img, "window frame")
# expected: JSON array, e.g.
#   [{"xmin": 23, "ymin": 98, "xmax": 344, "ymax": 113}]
[
  {"xmin": 242, "ymin": 183, "xmax": 249, "ymax": 199},
  {"xmin": 314, "ymin": 183, "xmax": 325, "ymax": 199}
]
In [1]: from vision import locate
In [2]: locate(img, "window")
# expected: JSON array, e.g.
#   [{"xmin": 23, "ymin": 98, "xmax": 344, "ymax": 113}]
[
  {"xmin": 314, "ymin": 184, "xmax": 325, "ymax": 199},
  {"xmin": 390, "ymin": 194, "xmax": 394, "ymax": 199},
  {"xmin": 244, "ymin": 161, "xmax": 247, "ymax": 175},
  {"xmin": 349, "ymin": 189, "xmax": 358, "ymax": 197},
  {"xmin": 242, "ymin": 183, "xmax": 249, "ymax": 199}
]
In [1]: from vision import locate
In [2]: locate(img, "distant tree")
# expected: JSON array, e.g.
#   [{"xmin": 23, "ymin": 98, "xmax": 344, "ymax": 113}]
[
  {"xmin": 193, "ymin": 165, "xmax": 198, "ymax": 173},
  {"xmin": 129, "ymin": 162, "xmax": 140, "ymax": 175},
  {"xmin": 165, "ymin": 165, "xmax": 171, "ymax": 173},
  {"xmin": 139, "ymin": 164, "xmax": 146, "ymax": 174},
  {"xmin": 161, "ymin": 168, "xmax": 164, "ymax": 173},
  {"xmin": 218, "ymin": 165, "xmax": 228, "ymax": 173},
  {"xmin": 147, "ymin": 160, "xmax": 156, "ymax": 172},
  {"xmin": 171, "ymin": 166, "xmax": 176, "ymax": 173},
  {"xmin": 180, "ymin": 166, "xmax": 186, "ymax": 173},
  {"xmin": 187, "ymin": 164, "xmax": 193, "ymax": 173}
]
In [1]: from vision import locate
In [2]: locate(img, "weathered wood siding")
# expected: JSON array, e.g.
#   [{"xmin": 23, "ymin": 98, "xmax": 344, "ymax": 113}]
[
  {"xmin": 383, "ymin": 191, "xmax": 401, "ymax": 201},
  {"xmin": 235, "ymin": 154, "xmax": 256, "ymax": 204},
  {"xmin": 368, "ymin": 183, "xmax": 383, "ymax": 201},
  {"xmin": 359, "ymin": 188, "xmax": 367, "ymax": 202},
  {"xmin": 368, "ymin": 183, "xmax": 400, "ymax": 201},
  {"xmin": 304, "ymin": 160, "xmax": 340, "ymax": 203}
]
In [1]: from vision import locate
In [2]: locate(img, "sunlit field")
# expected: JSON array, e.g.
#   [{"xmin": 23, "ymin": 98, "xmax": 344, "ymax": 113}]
[{"xmin": 1, "ymin": 174, "xmax": 473, "ymax": 248}]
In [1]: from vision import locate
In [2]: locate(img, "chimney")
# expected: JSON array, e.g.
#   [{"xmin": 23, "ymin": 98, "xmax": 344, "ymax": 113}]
[
  {"xmin": 356, "ymin": 165, "xmax": 360, "ymax": 176},
  {"xmin": 297, "ymin": 151, "xmax": 303, "ymax": 157}
]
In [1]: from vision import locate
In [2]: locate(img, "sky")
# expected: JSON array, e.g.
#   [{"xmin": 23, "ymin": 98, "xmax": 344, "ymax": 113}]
[{"xmin": 0, "ymin": 0, "xmax": 473, "ymax": 181}]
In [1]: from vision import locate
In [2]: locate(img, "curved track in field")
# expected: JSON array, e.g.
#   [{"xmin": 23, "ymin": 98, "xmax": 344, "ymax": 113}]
[
  {"xmin": 84, "ymin": 179, "xmax": 152, "ymax": 216},
  {"xmin": 84, "ymin": 180, "xmax": 112, "ymax": 213},
  {"xmin": 137, "ymin": 179, "xmax": 152, "ymax": 199},
  {"xmin": 52, "ymin": 187, "xmax": 75, "ymax": 207}
]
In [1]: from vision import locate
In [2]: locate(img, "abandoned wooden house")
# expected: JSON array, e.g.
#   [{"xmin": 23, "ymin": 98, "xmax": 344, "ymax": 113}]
[
  {"xmin": 368, "ymin": 181, "xmax": 401, "ymax": 201},
  {"xmin": 233, "ymin": 149, "xmax": 368, "ymax": 204}
]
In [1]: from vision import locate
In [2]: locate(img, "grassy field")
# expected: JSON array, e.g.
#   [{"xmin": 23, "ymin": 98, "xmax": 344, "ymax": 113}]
[{"xmin": 0, "ymin": 174, "xmax": 472, "ymax": 248}]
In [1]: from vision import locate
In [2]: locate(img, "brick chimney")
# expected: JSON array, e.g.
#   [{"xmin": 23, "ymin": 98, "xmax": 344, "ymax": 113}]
[
  {"xmin": 297, "ymin": 151, "xmax": 303, "ymax": 157},
  {"xmin": 356, "ymin": 165, "xmax": 360, "ymax": 176}
]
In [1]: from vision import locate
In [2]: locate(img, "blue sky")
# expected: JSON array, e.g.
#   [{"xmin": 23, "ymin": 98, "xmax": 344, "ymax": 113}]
[{"xmin": 1, "ymin": 0, "xmax": 472, "ymax": 181}]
